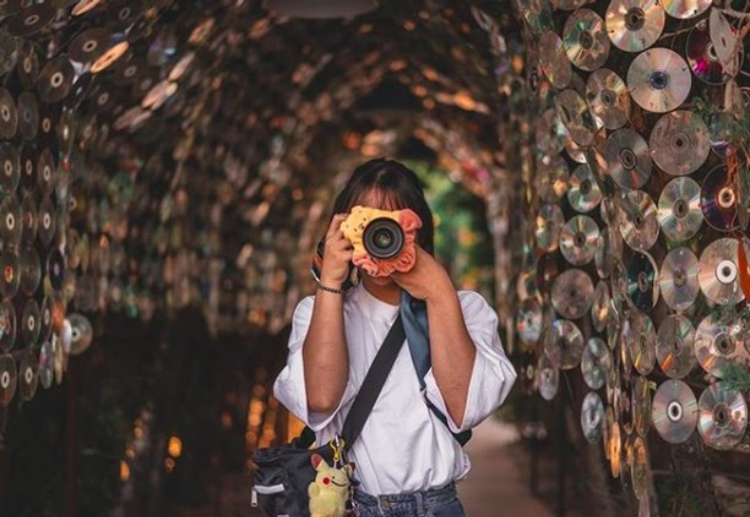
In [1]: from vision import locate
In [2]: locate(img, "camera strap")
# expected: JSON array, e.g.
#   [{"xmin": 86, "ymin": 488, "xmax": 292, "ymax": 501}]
[{"xmin": 400, "ymin": 290, "xmax": 472, "ymax": 446}]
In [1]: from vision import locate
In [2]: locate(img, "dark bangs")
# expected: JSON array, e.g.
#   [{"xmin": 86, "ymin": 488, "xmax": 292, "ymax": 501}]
[{"xmin": 332, "ymin": 158, "xmax": 435, "ymax": 254}]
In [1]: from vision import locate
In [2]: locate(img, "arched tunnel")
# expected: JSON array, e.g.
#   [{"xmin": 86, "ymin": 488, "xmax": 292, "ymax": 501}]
[{"xmin": 0, "ymin": 1, "xmax": 748, "ymax": 516}]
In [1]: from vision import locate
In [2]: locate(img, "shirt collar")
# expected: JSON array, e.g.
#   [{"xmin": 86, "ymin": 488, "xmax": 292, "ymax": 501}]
[{"xmin": 352, "ymin": 282, "xmax": 400, "ymax": 321}]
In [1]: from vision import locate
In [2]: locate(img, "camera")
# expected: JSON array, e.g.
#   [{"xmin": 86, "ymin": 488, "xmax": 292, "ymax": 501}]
[{"xmin": 362, "ymin": 218, "xmax": 404, "ymax": 259}]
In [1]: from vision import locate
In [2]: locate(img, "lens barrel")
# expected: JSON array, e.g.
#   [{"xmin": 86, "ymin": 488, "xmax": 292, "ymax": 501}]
[{"xmin": 362, "ymin": 218, "xmax": 404, "ymax": 259}]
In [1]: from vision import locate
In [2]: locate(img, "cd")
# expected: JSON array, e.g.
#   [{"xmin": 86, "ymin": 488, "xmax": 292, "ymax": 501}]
[
  {"xmin": 595, "ymin": 226, "xmax": 622, "ymax": 279},
  {"xmin": 567, "ymin": 163, "xmax": 603, "ymax": 213},
  {"xmin": 535, "ymin": 204, "xmax": 565, "ymax": 253},
  {"xmin": 0, "ymin": 143, "xmax": 21, "ymax": 194},
  {"xmin": 709, "ymin": 9, "xmax": 738, "ymax": 67},
  {"xmin": 610, "ymin": 258, "xmax": 631, "ymax": 315},
  {"xmin": 687, "ymin": 20, "xmax": 742, "ymax": 85},
  {"xmin": 626, "ymin": 251, "xmax": 659, "ymax": 311},
  {"xmin": 20, "ymin": 191, "xmax": 37, "ymax": 244},
  {"xmin": 628, "ymin": 48, "xmax": 691, "ymax": 113},
  {"xmin": 652, "ymin": 379, "xmax": 697, "ymax": 443},
  {"xmin": 695, "ymin": 311, "xmax": 749, "ymax": 378},
  {"xmin": 19, "ymin": 144, "xmax": 35, "ymax": 192},
  {"xmin": 610, "ymin": 421, "xmax": 622, "ymax": 478},
  {"xmin": 586, "ymin": 68, "xmax": 630, "ymax": 129},
  {"xmin": 535, "ymin": 154, "xmax": 569, "ymax": 203},
  {"xmin": 17, "ymin": 39, "xmax": 38, "ymax": 89},
  {"xmin": 581, "ymin": 336, "xmax": 612, "ymax": 390},
  {"xmin": 16, "ymin": 90, "xmax": 38, "ymax": 141},
  {"xmin": 92, "ymin": 39, "xmax": 129, "ymax": 74},
  {"xmin": 605, "ymin": 128, "xmax": 652, "ymax": 190},
  {"xmin": 0, "ymin": 88, "xmax": 18, "ymax": 140},
  {"xmin": 6, "ymin": 4, "xmax": 55, "ymax": 37},
  {"xmin": 38, "ymin": 56, "xmax": 75, "ymax": 104},
  {"xmin": 37, "ymin": 195, "xmax": 56, "ymax": 246},
  {"xmin": 38, "ymin": 339, "xmax": 53, "ymax": 389},
  {"xmin": 537, "ymin": 353, "xmax": 559, "ymax": 401},
  {"xmin": 563, "ymin": 9, "xmax": 610, "ymax": 71},
  {"xmin": 623, "ymin": 310, "xmax": 656, "ymax": 375},
  {"xmin": 537, "ymin": 108, "xmax": 566, "ymax": 156},
  {"xmin": 657, "ymin": 177, "xmax": 703, "ymax": 242},
  {"xmin": 0, "ymin": 249, "xmax": 20, "ymax": 301},
  {"xmin": 632, "ymin": 376, "xmax": 651, "ymax": 438},
  {"xmin": 697, "ymin": 381, "xmax": 748, "ymax": 450},
  {"xmin": 0, "ymin": 301, "xmax": 15, "ymax": 352},
  {"xmin": 19, "ymin": 349, "xmax": 37, "ymax": 401},
  {"xmin": 0, "ymin": 33, "xmax": 18, "ymax": 78},
  {"xmin": 698, "ymin": 238, "xmax": 744, "ymax": 305},
  {"xmin": 21, "ymin": 297, "xmax": 40, "ymax": 347},
  {"xmin": 582, "ymin": 391, "xmax": 605, "ymax": 444},
  {"xmin": 46, "ymin": 247, "xmax": 66, "ymax": 292},
  {"xmin": 552, "ymin": 268, "xmax": 594, "ymax": 319},
  {"xmin": 591, "ymin": 280, "xmax": 612, "ymax": 332},
  {"xmin": 19, "ymin": 245, "xmax": 40, "ymax": 297},
  {"xmin": 650, "ymin": 111, "xmax": 710, "ymax": 176},
  {"xmin": 67, "ymin": 314, "xmax": 93, "ymax": 355},
  {"xmin": 544, "ymin": 318, "xmax": 584, "ymax": 370},
  {"xmin": 0, "ymin": 353, "xmax": 17, "ymax": 405},
  {"xmin": 619, "ymin": 190, "xmax": 659, "ymax": 251},
  {"xmin": 701, "ymin": 165, "xmax": 738, "ymax": 232},
  {"xmin": 631, "ymin": 436, "xmax": 649, "ymax": 500},
  {"xmin": 554, "ymin": 88, "xmax": 600, "ymax": 146},
  {"xmin": 658, "ymin": 247, "xmax": 700, "ymax": 311},
  {"xmin": 560, "ymin": 215, "xmax": 599, "ymax": 265},
  {"xmin": 662, "ymin": 0, "xmax": 710, "ymax": 19},
  {"xmin": 606, "ymin": 0, "xmax": 665, "ymax": 52},
  {"xmin": 68, "ymin": 27, "xmax": 112, "ymax": 65},
  {"xmin": 36, "ymin": 147, "xmax": 56, "ymax": 196},
  {"xmin": 517, "ymin": 297, "xmax": 543, "ymax": 346},
  {"xmin": 539, "ymin": 30, "xmax": 572, "ymax": 89}
]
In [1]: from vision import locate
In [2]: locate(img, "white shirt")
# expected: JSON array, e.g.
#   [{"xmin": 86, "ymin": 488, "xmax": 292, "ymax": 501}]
[{"xmin": 273, "ymin": 283, "xmax": 517, "ymax": 495}]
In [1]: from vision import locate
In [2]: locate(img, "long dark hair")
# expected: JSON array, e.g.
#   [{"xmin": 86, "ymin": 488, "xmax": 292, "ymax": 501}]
[{"xmin": 331, "ymin": 158, "xmax": 435, "ymax": 254}]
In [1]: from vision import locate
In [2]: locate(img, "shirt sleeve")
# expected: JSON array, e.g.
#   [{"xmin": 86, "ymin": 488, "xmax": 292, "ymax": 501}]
[
  {"xmin": 272, "ymin": 296, "xmax": 356, "ymax": 432},
  {"xmin": 423, "ymin": 291, "xmax": 517, "ymax": 433}
]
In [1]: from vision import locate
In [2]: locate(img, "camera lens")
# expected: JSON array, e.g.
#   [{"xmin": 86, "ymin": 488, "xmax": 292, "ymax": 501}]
[{"xmin": 363, "ymin": 218, "xmax": 404, "ymax": 259}]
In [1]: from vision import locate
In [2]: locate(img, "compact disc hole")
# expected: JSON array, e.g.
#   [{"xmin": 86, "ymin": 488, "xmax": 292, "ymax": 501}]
[
  {"xmin": 574, "ymin": 232, "xmax": 587, "ymax": 247},
  {"xmin": 671, "ymin": 338, "xmax": 683, "ymax": 354},
  {"xmin": 1, "ymin": 371, "xmax": 8, "ymax": 388},
  {"xmin": 718, "ymin": 187, "xmax": 735, "ymax": 208},
  {"xmin": 634, "ymin": 214, "xmax": 644, "ymax": 228},
  {"xmin": 6, "ymin": 214, "xmax": 13, "ymax": 229},
  {"xmin": 24, "ymin": 368, "xmax": 32, "ymax": 383},
  {"xmin": 4, "ymin": 162, "xmax": 11, "ymax": 176},
  {"xmin": 4, "ymin": 265, "xmax": 13, "ymax": 283},
  {"xmin": 713, "ymin": 403, "xmax": 730, "ymax": 427},
  {"xmin": 620, "ymin": 148, "xmax": 637, "ymax": 170},
  {"xmin": 674, "ymin": 268, "xmax": 687, "ymax": 288},
  {"xmin": 674, "ymin": 199, "xmax": 688, "ymax": 219},
  {"xmin": 625, "ymin": 8, "xmax": 645, "ymax": 31},
  {"xmin": 83, "ymin": 41, "xmax": 98, "ymax": 53},
  {"xmin": 601, "ymin": 90, "xmax": 615, "ymax": 107},
  {"xmin": 579, "ymin": 31, "xmax": 593, "ymax": 50},
  {"xmin": 1, "ymin": 106, "xmax": 9, "ymax": 121},
  {"xmin": 667, "ymin": 401, "xmax": 683, "ymax": 422},
  {"xmin": 638, "ymin": 272, "xmax": 649, "ymax": 291},
  {"xmin": 580, "ymin": 180, "xmax": 591, "ymax": 195},
  {"xmin": 24, "ymin": 14, "xmax": 39, "ymax": 26},
  {"xmin": 23, "ymin": 58, "xmax": 31, "ymax": 73},
  {"xmin": 716, "ymin": 259, "xmax": 737, "ymax": 284},
  {"xmin": 649, "ymin": 71, "xmax": 670, "ymax": 91},
  {"xmin": 51, "ymin": 72, "xmax": 63, "ymax": 88}
]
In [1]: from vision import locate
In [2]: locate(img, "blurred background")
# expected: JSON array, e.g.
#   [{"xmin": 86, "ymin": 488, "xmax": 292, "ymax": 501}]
[{"xmin": 0, "ymin": 1, "xmax": 748, "ymax": 516}]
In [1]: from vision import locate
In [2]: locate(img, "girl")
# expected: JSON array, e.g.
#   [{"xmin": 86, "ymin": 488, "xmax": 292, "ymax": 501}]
[{"xmin": 274, "ymin": 158, "xmax": 517, "ymax": 516}]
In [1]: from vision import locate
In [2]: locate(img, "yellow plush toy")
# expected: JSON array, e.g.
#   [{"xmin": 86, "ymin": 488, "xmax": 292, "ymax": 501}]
[{"xmin": 308, "ymin": 453, "xmax": 355, "ymax": 517}]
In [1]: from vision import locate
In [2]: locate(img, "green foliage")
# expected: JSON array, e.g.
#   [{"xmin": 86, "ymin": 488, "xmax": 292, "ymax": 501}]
[
  {"xmin": 692, "ymin": 90, "xmax": 750, "ymax": 155},
  {"xmin": 722, "ymin": 362, "xmax": 750, "ymax": 394}
]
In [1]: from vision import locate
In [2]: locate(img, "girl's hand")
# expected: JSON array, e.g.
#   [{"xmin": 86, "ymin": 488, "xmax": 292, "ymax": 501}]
[
  {"xmin": 391, "ymin": 246, "xmax": 454, "ymax": 300},
  {"xmin": 319, "ymin": 214, "xmax": 354, "ymax": 288}
]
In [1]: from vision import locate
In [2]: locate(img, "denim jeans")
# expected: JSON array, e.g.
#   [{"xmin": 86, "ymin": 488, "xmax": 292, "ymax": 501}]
[{"xmin": 351, "ymin": 482, "xmax": 466, "ymax": 517}]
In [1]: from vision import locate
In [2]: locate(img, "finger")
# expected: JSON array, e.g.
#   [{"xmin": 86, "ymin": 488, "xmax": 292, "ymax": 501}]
[{"xmin": 326, "ymin": 214, "xmax": 348, "ymax": 236}]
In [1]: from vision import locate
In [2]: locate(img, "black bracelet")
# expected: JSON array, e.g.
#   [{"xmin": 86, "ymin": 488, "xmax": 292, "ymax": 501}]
[{"xmin": 316, "ymin": 281, "xmax": 346, "ymax": 294}]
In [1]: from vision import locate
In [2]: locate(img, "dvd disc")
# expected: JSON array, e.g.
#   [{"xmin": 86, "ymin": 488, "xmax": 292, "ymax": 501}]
[
  {"xmin": 695, "ymin": 311, "xmax": 749, "ymax": 378},
  {"xmin": 687, "ymin": 20, "xmax": 742, "ymax": 85},
  {"xmin": 606, "ymin": 0, "xmax": 664, "ymax": 52},
  {"xmin": 662, "ymin": 0, "xmax": 710, "ymax": 19},
  {"xmin": 6, "ymin": 4, "xmax": 55, "ymax": 37},
  {"xmin": 17, "ymin": 39, "xmax": 38, "ymax": 89},
  {"xmin": 37, "ymin": 196, "xmax": 56, "ymax": 246},
  {"xmin": 46, "ymin": 247, "xmax": 65, "ymax": 292},
  {"xmin": 650, "ymin": 110, "xmax": 710, "ymax": 176},
  {"xmin": 658, "ymin": 247, "xmax": 700, "ymax": 311},
  {"xmin": 0, "ymin": 353, "xmax": 17, "ymax": 405},
  {"xmin": 560, "ymin": 215, "xmax": 599, "ymax": 265},
  {"xmin": 539, "ymin": 30, "xmax": 572, "ymax": 89},
  {"xmin": 0, "ymin": 88, "xmax": 18, "ymax": 140},
  {"xmin": 631, "ymin": 436, "xmax": 649, "ymax": 499},
  {"xmin": 652, "ymin": 379, "xmax": 697, "ymax": 443},
  {"xmin": 68, "ymin": 27, "xmax": 112, "ymax": 65},
  {"xmin": 535, "ymin": 204, "xmax": 565, "ymax": 253},
  {"xmin": 536, "ymin": 154, "xmax": 569, "ymax": 203},
  {"xmin": 657, "ymin": 177, "xmax": 703, "ymax": 242},
  {"xmin": 92, "ymin": 39, "xmax": 129, "ymax": 74},
  {"xmin": 709, "ymin": 9, "xmax": 738, "ymax": 67},
  {"xmin": 657, "ymin": 314, "xmax": 696, "ymax": 379},
  {"xmin": 628, "ymin": 48, "xmax": 691, "ymax": 113},
  {"xmin": 568, "ymin": 163, "xmax": 603, "ymax": 213},
  {"xmin": 21, "ymin": 298, "xmax": 40, "ymax": 347},
  {"xmin": 697, "ymin": 381, "xmax": 747, "ymax": 450},
  {"xmin": 610, "ymin": 258, "xmax": 631, "ymax": 315},
  {"xmin": 38, "ymin": 339, "xmax": 53, "ymax": 389},
  {"xmin": 626, "ymin": 251, "xmax": 659, "ymax": 311},
  {"xmin": 555, "ymin": 88, "xmax": 600, "ymax": 146},
  {"xmin": 537, "ymin": 353, "xmax": 559, "ymax": 401},
  {"xmin": 698, "ymin": 238, "xmax": 744, "ymax": 305},
  {"xmin": 19, "ymin": 349, "xmax": 37, "ymax": 401},
  {"xmin": 582, "ymin": 337, "xmax": 612, "ymax": 390},
  {"xmin": 17, "ymin": 90, "xmax": 38, "ymax": 141},
  {"xmin": 0, "ymin": 301, "xmax": 15, "ymax": 352},
  {"xmin": 623, "ymin": 310, "xmax": 656, "ymax": 375},
  {"xmin": 591, "ymin": 280, "xmax": 612, "ymax": 332},
  {"xmin": 582, "ymin": 391, "xmax": 605, "ymax": 443},
  {"xmin": 0, "ymin": 143, "xmax": 20, "ymax": 194},
  {"xmin": 19, "ymin": 144, "xmax": 35, "ymax": 191},
  {"xmin": 544, "ymin": 318, "xmax": 584, "ymax": 370},
  {"xmin": 19, "ymin": 244, "xmax": 41, "ymax": 297},
  {"xmin": 20, "ymin": 192, "xmax": 37, "ymax": 244},
  {"xmin": 610, "ymin": 421, "xmax": 622, "ymax": 478},
  {"xmin": 0, "ymin": 249, "xmax": 20, "ymax": 301},
  {"xmin": 632, "ymin": 376, "xmax": 651, "ymax": 438},
  {"xmin": 38, "ymin": 56, "xmax": 75, "ymax": 104},
  {"xmin": 701, "ymin": 165, "xmax": 739, "ymax": 232},
  {"xmin": 552, "ymin": 268, "xmax": 594, "ymax": 319},
  {"xmin": 619, "ymin": 190, "xmax": 659, "ymax": 251},
  {"xmin": 517, "ymin": 297, "xmax": 543, "ymax": 346},
  {"xmin": 563, "ymin": 9, "xmax": 610, "ymax": 71},
  {"xmin": 37, "ymin": 147, "xmax": 55, "ymax": 196},
  {"xmin": 605, "ymin": 128, "xmax": 652, "ymax": 190},
  {"xmin": 586, "ymin": 68, "xmax": 630, "ymax": 129}
]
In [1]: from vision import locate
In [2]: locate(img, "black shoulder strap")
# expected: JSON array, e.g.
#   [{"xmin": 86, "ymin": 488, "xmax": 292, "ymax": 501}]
[{"xmin": 297, "ymin": 315, "xmax": 405, "ymax": 450}]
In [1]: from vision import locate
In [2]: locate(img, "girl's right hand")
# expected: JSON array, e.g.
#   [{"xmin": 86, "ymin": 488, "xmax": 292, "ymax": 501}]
[{"xmin": 320, "ymin": 214, "xmax": 354, "ymax": 288}]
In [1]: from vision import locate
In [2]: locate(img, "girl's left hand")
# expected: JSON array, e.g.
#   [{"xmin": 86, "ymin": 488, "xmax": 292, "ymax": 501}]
[{"xmin": 391, "ymin": 246, "xmax": 454, "ymax": 301}]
